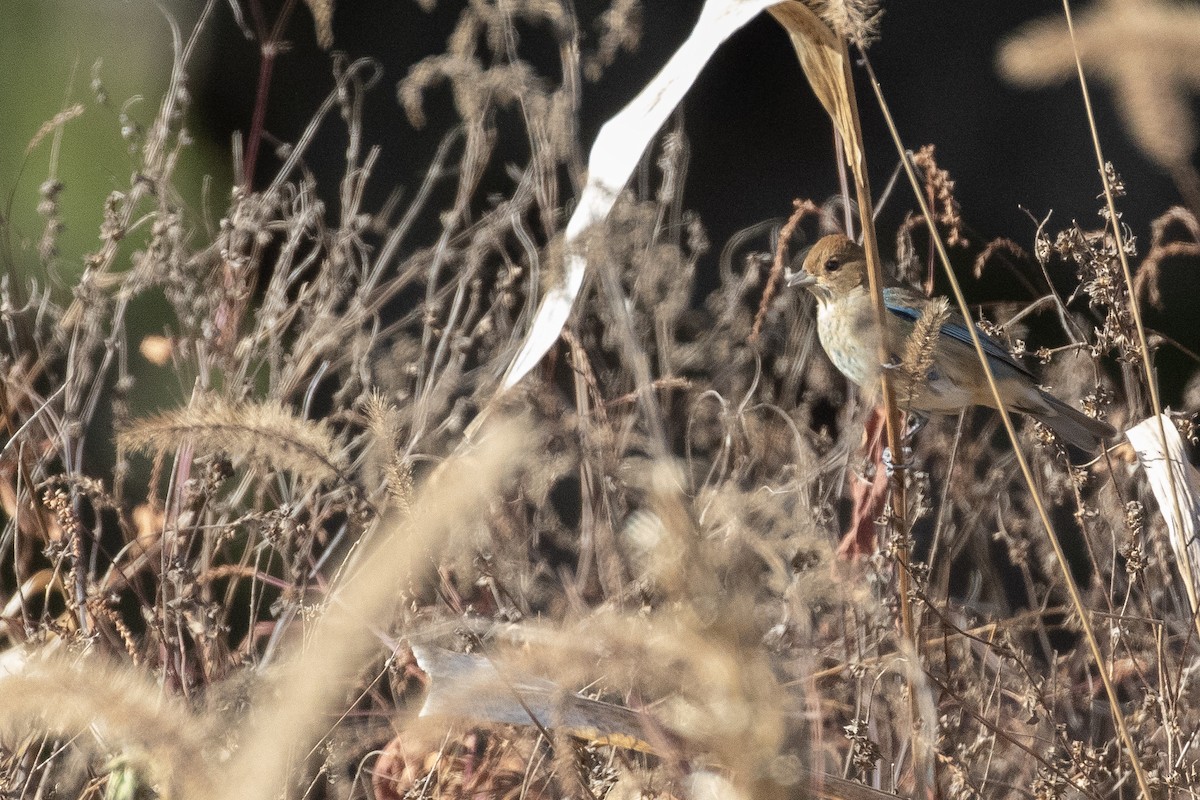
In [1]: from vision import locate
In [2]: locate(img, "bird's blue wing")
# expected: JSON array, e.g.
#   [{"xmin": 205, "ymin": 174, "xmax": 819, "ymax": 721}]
[{"xmin": 882, "ymin": 288, "xmax": 1035, "ymax": 378}]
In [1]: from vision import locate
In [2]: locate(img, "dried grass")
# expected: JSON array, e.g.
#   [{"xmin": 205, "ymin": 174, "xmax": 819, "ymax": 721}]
[{"xmin": 1, "ymin": 2, "xmax": 1199, "ymax": 800}]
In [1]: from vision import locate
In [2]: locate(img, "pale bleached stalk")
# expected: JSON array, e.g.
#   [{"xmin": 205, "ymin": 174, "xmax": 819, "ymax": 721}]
[
  {"xmin": 0, "ymin": 660, "xmax": 212, "ymax": 799},
  {"xmin": 499, "ymin": 0, "xmax": 779, "ymax": 392},
  {"xmin": 218, "ymin": 419, "xmax": 529, "ymax": 800}
]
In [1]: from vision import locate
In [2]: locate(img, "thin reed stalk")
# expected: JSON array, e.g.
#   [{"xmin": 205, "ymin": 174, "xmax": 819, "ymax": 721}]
[
  {"xmin": 858, "ymin": 46, "xmax": 1155, "ymax": 800},
  {"xmin": 1061, "ymin": 0, "xmax": 1200, "ymax": 643}
]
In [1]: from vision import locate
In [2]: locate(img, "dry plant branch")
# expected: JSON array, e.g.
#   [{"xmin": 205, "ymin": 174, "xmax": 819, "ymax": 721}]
[
  {"xmin": 857, "ymin": 44, "xmax": 1154, "ymax": 800},
  {"xmin": 219, "ymin": 417, "xmax": 530, "ymax": 800},
  {"xmin": 751, "ymin": 197, "xmax": 820, "ymax": 343},
  {"xmin": 1061, "ymin": 0, "xmax": 1200, "ymax": 647},
  {"xmin": 768, "ymin": 4, "xmax": 923, "ymax": 790},
  {"xmin": 57, "ymin": 0, "xmax": 218, "ymax": 333}
]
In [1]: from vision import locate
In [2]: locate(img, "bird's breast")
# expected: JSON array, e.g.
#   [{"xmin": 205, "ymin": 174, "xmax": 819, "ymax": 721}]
[
  {"xmin": 816, "ymin": 299, "xmax": 880, "ymax": 389},
  {"xmin": 815, "ymin": 296, "xmax": 976, "ymax": 414}
]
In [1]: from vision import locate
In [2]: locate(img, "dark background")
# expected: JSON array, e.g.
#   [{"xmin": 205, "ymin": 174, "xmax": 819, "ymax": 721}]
[
  {"xmin": 3, "ymin": 1, "xmax": 1192, "ymax": 401},
  {"xmin": 192, "ymin": 1, "xmax": 1183, "ymax": 273}
]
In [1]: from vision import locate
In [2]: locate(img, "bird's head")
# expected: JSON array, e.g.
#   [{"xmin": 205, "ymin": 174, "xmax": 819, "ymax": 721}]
[{"xmin": 786, "ymin": 233, "xmax": 868, "ymax": 303}]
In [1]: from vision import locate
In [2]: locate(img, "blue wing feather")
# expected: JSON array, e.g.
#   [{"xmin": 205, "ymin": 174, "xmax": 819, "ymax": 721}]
[{"xmin": 882, "ymin": 288, "xmax": 1034, "ymax": 378}]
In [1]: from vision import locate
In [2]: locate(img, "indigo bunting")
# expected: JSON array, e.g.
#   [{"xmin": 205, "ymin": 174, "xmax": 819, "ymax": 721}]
[{"xmin": 788, "ymin": 234, "xmax": 1116, "ymax": 450}]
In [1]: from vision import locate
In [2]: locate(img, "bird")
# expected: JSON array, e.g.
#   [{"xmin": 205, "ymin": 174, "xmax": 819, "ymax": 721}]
[{"xmin": 787, "ymin": 233, "xmax": 1116, "ymax": 450}]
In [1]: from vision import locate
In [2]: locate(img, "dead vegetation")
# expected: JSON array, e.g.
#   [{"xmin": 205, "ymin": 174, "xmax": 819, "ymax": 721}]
[{"xmin": 2, "ymin": 2, "xmax": 1200, "ymax": 799}]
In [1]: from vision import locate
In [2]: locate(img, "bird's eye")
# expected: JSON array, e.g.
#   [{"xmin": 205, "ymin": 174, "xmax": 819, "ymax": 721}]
[{"xmin": 824, "ymin": 257, "xmax": 841, "ymax": 272}]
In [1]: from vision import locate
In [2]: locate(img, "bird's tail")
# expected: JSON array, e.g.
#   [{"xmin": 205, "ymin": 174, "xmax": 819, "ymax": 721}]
[{"xmin": 1029, "ymin": 390, "xmax": 1117, "ymax": 451}]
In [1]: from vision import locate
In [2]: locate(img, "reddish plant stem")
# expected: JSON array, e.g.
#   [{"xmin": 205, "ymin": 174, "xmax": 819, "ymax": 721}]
[{"xmin": 242, "ymin": 0, "xmax": 298, "ymax": 188}]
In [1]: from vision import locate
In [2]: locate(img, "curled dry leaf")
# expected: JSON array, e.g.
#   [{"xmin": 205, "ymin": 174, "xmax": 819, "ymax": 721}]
[{"xmin": 1126, "ymin": 413, "xmax": 1200, "ymax": 615}]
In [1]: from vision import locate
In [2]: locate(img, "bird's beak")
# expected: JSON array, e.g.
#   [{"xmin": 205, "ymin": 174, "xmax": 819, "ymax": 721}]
[{"xmin": 786, "ymin": 269, "xmax": 816, "ymax": 288}]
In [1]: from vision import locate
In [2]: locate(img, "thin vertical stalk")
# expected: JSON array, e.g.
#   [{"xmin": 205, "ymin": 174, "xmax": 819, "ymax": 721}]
[
  {"xmin": 1061, "ymin": 0, "xmax": 1200, "ymax": 643},
  {"xmin": 833, "ymin": 34, "xmax": 924, "ymax": 795},
  {"xmin": 858, "ymin": 48, "xmax": 1154, "ymax": 800},
  {"xmin": 243, "ymin": 0, "xmax": 299, "ymax": 189},
  {"xmin": 833, "ymin": 39, "xmax": 913, "ymax": 658}
]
